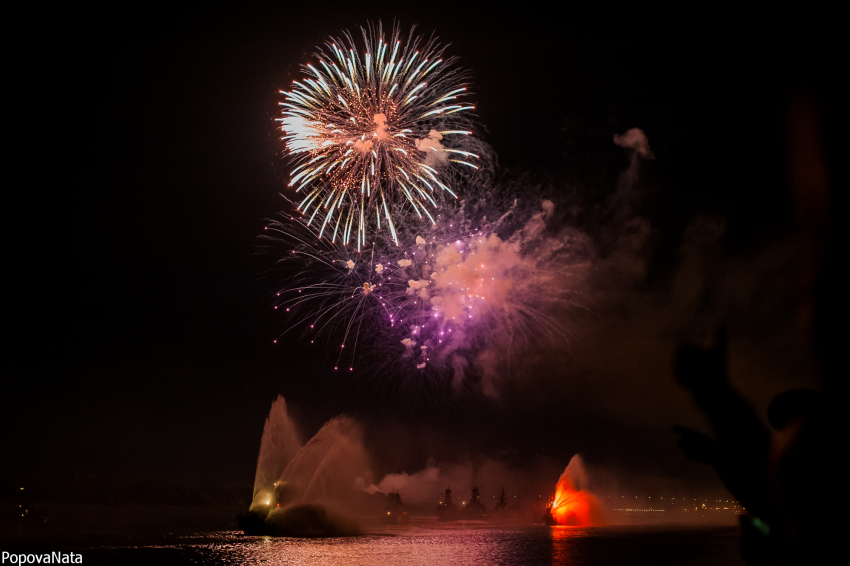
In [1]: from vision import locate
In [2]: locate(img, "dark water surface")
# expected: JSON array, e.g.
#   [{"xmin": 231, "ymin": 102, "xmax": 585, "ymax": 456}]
[{"xmin": 5, "ymin": 522, "xmax": 745, "ymax": 565}]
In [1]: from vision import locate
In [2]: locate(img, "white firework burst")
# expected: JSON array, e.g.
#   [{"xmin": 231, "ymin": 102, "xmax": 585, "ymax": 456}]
[{"xmin": 278, "ymin": 22, "xmax": 479, "ymax": 250}]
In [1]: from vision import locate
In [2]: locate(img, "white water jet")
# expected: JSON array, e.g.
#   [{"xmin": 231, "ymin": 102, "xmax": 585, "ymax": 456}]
[
  {"xmin": 251, "ymin": 395, "xmax": 302, "ymax": 511},
  {"xmin": 564, "ymin": 453, "xmax": 590, "ymax": 491},
  {"xmin": 250, "ymin": 396, "xmax": 372, "ymax": 528}
]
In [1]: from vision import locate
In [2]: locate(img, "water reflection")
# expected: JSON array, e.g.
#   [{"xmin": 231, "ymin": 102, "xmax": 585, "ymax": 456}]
[
  {"xmin": 84, "ymin": 524, "xmax": 741, "ymax": 565},
  {"xmin": 549, "ymin": 526, "xmax": 591, "ymax": 565},
  {"xmin": 195, "ymin": 526, "xmax": 562, "ymax": 565}
]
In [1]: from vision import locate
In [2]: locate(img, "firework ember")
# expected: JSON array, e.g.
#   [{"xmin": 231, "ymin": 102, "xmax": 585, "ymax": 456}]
[{"xmin": 279, "ymin": 22, "xmax": 479, "ymax": 249}]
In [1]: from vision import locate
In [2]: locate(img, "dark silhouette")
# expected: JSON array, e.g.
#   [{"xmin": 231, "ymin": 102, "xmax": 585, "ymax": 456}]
[
  {"xmin": 462, "ymin": 486, "xmax": 487, "ymax": 518},
  {"xmin": 495, "ymin": 487, "xmax": 508, "ymax": 512},
  {"xmin": 675, "ymin": 90, "xmax": 842, "ymax": 565},
  {"xmin": 675, "ymin": 331, "xmax": 777, "ymax": 522},
  {"xmin": 674, "ymin": 332, "xmax": 780, "ymax": 563},
  {"xmin": 436, "ymin": 488, "xmax": 459, "ymax": 521},
  {"xmin": 383, "ymin": 489, "xmax": 410, "ymax": 524},
  {"xmin": 675, "ymin": 339, "xmax": 840, "ymax": 564}
]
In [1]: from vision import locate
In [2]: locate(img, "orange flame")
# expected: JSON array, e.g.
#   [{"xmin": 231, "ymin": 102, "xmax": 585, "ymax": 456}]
[{"xmin": 550, "ymin": 473, "xmax": 603, "ymax": 526}]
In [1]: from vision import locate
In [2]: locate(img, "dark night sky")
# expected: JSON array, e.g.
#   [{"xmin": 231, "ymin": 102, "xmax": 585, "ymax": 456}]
[{"xmin": 4, "ymin": 3, "xmax": 841, "ymax": 500}]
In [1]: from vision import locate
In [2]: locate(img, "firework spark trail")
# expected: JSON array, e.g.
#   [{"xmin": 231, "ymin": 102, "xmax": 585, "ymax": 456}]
[
  {"xmin": 261, "ymin": 190, "xmax": 591, "ymax": 383},
  {"xmin": 278, "ymin": 22, "xmax": 480, "ymax": 249}
]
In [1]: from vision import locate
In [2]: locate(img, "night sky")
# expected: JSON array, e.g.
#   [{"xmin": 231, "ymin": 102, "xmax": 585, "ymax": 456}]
[{"xmin": 4, "ymin": 4, "xmax": 840, "ymax": 503}]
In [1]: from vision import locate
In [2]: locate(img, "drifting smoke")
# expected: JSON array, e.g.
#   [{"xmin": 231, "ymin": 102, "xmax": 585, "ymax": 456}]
[
  {"xmin": 262, "ymin": 161, "xmax": 590, "ymax": 395},
  {"xmin": 371, "ymin": 455, "xmax": 562, "ymax": 513},
  {"xmin": 613, "ymin": 127, "xmax": 654, "ymax": 159},
  {"xmin": 389, "ymin": 195, "xmax": 591, "ymax": 393}
]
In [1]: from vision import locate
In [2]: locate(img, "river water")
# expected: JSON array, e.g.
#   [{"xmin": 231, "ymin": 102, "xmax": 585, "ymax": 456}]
[{"xmin": 22, "ymin": 522, "xmax": 744, "ymax": 565}]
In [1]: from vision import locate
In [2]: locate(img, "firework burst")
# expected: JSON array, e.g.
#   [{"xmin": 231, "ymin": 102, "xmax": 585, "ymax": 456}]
[
  {"xmin": 261, "ymin": 185, "xmax": 590, "ymax": 383},
  {"xmin": 278, "ymin": 22, "xmax": 479, "ymax": 250}
]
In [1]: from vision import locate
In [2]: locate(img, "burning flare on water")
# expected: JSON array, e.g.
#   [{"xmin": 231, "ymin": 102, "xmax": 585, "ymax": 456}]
[{"xmin": 548, "ymin": 456, "xmax": 605, "ymax": 526}]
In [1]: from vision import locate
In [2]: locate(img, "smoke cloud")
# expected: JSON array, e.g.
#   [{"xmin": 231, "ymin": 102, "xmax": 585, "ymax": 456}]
[
  {"xmin": 613, "ymin": 127, "xmax": 654, "ymax": 158},
  {"xmin": 415, "ymin": 130, "xmax": 448, "ymax": 167}
]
